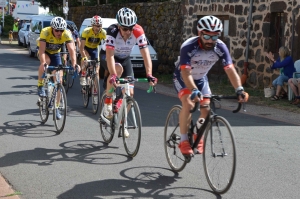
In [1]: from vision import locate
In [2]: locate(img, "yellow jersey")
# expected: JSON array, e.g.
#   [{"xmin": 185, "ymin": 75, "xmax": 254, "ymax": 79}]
[
  {"xmin": 39, "ymin": 27, "xmax": 73, "ymax": 54},
  {"xmin": 81, "ymin": 27, "xmax": 106, "ymax": 49}
]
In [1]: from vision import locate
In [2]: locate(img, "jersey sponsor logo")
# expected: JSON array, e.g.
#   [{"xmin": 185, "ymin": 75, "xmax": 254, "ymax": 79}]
[
  {"xmin": 214, "ymin": 46, "xmax": 224, "ymax": 57},
  {"xmin": 88, "ymin": 37, "xmax": 100, "ymax": 44},
  {"xmin": 111, "ymin": 28, "xmax": 117, "ymax": 33}
]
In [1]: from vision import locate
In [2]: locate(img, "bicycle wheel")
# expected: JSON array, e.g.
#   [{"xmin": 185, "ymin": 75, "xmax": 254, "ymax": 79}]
[
  {"xmin": 122, "ymin": 96, "xmax": 141, "ymax": 158},
  {"xmin": 99, "ymin": 92, "xmax": 115, "ymax": 143},
  {"xmin": 164, "ymin": 105, "xmax": 187, "ymax": 172},
  {"xmin": 63, "ymin": 70, "xmax": 70, "ymax": 94},
  {"xmin": 82, "ymin": 78, "xmax": 90, "ymax": 108},
  {"xmin": 39, "ymin": 96, "xmax": 49, "ymax": 123},
  {"xmin": 67, "ymin": 61, "xmax": 75, "ymax": 88},
  {"xmin": 91, "ymin": 75, "xmax": 100, "ymax": 114},
  {"xmin": 203, "ymin": 115, "xmax": 236, "ymax": 194},
  {"xmin": 53, "ymin": 85, "xmax": 67, "ymax": 134}
]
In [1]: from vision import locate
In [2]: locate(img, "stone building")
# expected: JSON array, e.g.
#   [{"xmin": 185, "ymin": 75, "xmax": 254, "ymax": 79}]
[{"xmin": 69, "ymin": 0, "xmax": 300, "ymax": 88}]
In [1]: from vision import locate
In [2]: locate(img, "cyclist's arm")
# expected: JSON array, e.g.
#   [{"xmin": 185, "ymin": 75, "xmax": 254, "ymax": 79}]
[
  {"xmin": 39, "ymin": 40, "xmax": 47, "ymax": 65},
  {"xmin": 224, "ymin": 65, "xmax": 242, "ymax": 90},
  {"xmin": 140, "ymin": 47, "xmax": 152, "ymax": 75},
  {"xmin": 80, "ymin": 39, "xmax": 87, "ymax": 59},
  {"xmin": 106, "ymin": 48, "xmax": 116, "ymax": 75},
  {"xmin": 66, "ymin": 41, "xmax": 76, "ymax": 67},
  {"xmin": 180, "ymin": 67, "xmax": 198, "ymax": 91},
  {"xmin": 76, "ymin": 37, "xmax": 81, "ymax": 48}
]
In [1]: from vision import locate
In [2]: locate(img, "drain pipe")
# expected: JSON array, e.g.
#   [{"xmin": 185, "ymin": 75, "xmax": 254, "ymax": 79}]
[{"xmin": 241, "ymin": 0, "xmax": 254, "ymax": 85}]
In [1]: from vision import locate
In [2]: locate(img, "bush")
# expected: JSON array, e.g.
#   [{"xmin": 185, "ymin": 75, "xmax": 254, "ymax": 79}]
[{"xmin": 1, "ymin": 15, "xmax": 15, "ymax": 37}]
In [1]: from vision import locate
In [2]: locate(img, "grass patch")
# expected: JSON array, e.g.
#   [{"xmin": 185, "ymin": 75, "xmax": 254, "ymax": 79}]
[{"xmin": 156, "ymin": 73, "xmax": 300, "ymax": 114}]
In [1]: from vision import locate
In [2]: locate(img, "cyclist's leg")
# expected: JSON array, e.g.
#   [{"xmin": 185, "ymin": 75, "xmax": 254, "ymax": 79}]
[
  {"xmin": 120, "ymin": 57, "xmax": 134, "ymax": 97},
  {"xmin": 89, "ymin": 47, "xmax": 99, "ymax": 89},
  {"xmin": 49, "ymin": 53, "xmax": 63, "ymax": 111},
  {"xmin": 80, "ymin": 46, "xmax": 91, "ymax": 85},
  {"xmin": 37, "ymin": 53, "xmax": 51, "ymax": 96}
]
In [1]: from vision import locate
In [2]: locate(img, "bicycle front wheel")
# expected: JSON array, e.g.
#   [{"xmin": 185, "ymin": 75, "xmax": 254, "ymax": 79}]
[
  {"xmin": 122, "ymin": 97, "xmax": 141, "ymax": 158},
  {"xmin": 91, "ymin": 76, "xmax": 100, "ymax": 114},
  {"xmin": 39, "ymin": 96, "xmax": 49, "ymax": 123},
  {"xmin": 53, "ymin": 85, "xmax": 67, "ymax": 134},
  {"xmin": 203, "ymin": 115, "xmax": 236, "ymax": 194},
  {"xmin": 164, "ymin": 105, "xmax": 187, "ymax": 172},
  {"xmin": 99, "ymin": 92, "xmax": 115, "ymax": 143}
]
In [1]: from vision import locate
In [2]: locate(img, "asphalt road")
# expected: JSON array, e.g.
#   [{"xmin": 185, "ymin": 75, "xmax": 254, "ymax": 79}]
[{"xmin": 0, "ymin": 44, "xmax": 299, "ymax": 199}]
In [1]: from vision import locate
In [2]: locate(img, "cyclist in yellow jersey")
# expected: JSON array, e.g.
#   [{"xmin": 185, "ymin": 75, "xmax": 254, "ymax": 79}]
[
  {"xmin": 37, "ymin": 17, "xmax": 79, "ymax": 118},
  {"xmin": 79, "ymin": 15, "xmax": 106, "ymax": 87}
]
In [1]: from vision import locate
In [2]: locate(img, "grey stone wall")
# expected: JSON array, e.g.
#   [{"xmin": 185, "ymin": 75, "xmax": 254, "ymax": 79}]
[
  {"xmin": 69, "ymin": 0, "xmax": 300, "ymax": 88},
  {"xmin": 69, "ymin": 2, "xmax": 184, "ymax": 74}
]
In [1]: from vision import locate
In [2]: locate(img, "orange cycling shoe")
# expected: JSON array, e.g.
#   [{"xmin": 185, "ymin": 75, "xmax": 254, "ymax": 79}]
[
  {"xmin": 193, "ymin": 134, "xmax": 203, "ymax": 154},
  {"xmin": 178, "ymin": 140, "xmax": 193, "ymax": 155}
]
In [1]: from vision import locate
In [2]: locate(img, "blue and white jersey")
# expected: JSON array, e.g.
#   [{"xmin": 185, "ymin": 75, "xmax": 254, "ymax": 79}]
[{"xmin": 174, "ymin": 36, "xmax": 233, "ymax": 80}]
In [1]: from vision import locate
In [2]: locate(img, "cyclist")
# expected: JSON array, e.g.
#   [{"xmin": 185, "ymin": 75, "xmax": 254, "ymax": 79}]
[
  {"xmin": 37, "ymin": 17, "xmax": 79, "ymax": 119},
  {"xmin": 102, "ymin": 7, "xmax": 157, "ymax": 122},
  {"xmin": 62, "ymin": 23, "xmax": 81, "ymax": 65},
  {"xmin": 79, "ymin": 15, "xmax": 106, "ymax": 92},
  {"xmin": 173, "ymin": 15, "xmax": 249, "ymax": 155}
]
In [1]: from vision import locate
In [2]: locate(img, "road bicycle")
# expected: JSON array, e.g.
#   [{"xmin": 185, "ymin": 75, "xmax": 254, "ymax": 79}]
[
  {"xmin": 81, "ymin": 59, "xmax": 101, "ymax": 114},
  {"xmin": 98, "ymin": 77, "xmax": 155, "ymax": 157},
  {"xmin": 60, "ymin": 52, "xmax": 78, "ymax": 94},
  {"xmin": 164, "ymin": 94, "xmax": 245, "ymax": 194},
  {"xmin": 37, "ymin": 64, "xmax": 74, "ymax": 134}
]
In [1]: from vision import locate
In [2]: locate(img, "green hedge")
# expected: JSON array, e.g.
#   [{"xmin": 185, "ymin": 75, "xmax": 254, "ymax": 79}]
[{"xmin": 1, "ymin": 15, "xmax": 15, "ymax": 37}]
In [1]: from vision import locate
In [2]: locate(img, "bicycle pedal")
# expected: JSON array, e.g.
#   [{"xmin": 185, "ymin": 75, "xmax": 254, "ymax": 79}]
[{"xmin": 184, "ymin": 154, "xmax": 193, "ymax": 163}]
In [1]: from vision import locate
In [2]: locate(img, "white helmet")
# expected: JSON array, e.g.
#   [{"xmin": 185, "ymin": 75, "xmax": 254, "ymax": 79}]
[
  {"xmin": 197, "ymin": 15, "xmax": 223, "ymax": 32},
  {"xmin": 51, "ymin": 17, "xmax": 67, "ymax": 30},
  {"xmin": 116, "ymin": 7, "xmax": 137, "ymax": 27},
  {"xmin": 91, "ymin": 15, "xmax": 102, "ymax": 26}
]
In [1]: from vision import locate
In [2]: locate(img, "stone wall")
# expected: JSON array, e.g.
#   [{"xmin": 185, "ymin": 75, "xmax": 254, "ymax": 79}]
[
  {"xmin": 69, "ymin": 2, "xmax": 184, "ymax": 74},
  {"xmin": 69, "ymin": 0, "xmax": 300, "ymax": 88}
]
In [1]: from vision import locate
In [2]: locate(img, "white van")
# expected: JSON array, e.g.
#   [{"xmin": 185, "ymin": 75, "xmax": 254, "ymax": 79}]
[
  {"xmin": 79, "ymin": 18, "xmax": 159, "ymax": 74},
  {"xmin": 12, "ymin": 2, "xmax": 49, "ymax": 20}
]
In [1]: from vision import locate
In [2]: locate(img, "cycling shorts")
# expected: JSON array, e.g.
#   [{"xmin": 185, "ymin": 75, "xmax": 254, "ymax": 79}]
[
  {"xmin": 173, "ymin": 72, "xmax": 211, "ymax": 98},
  {"xmin": 102, "ymin": 56, "xmax": 134, "ymax": 78},
  {"xmin": 84, "ymin": 46, "xmax": 98, "ymax": 61},
  {"xmin": 45, "ymin": 52, "xmax": 62, "ymax": 66}
]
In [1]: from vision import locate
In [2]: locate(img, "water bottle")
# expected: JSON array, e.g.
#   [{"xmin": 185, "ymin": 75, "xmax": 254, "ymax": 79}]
[{"xmin": 48, "ymin": 82, "xmax": 53, "ymax": 98}]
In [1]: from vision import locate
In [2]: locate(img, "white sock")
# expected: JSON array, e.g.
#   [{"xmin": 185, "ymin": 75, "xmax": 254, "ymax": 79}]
[{"xmin": 180, "ymin": 134, "xmax": 188, "ymax": 142}]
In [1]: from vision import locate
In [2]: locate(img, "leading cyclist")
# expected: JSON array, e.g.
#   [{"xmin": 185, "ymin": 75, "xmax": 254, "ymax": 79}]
[
  {"xmin": 37, "ymin": 17, "xmax": 79, "ymax": 119},
  {"xmin": 173, "ymin": 15, "xmax": 249, "ymax": 156},
  {"xmin": 102, "ymin": 7, "xmax": 157, "ymax": 121}
]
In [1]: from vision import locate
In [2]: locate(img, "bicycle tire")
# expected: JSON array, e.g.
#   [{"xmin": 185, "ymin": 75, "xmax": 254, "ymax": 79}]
[
  {"xmin": 203, "ymin": 115, "xmax": 236, "ymax": 194},
  {"xmin": 99, "ymin": 92, "xmax": 115, "ymax": 143},
  {"xmin": 67, "ymin": 60, "xmax": 74, "ymax": 88},
  {"xmin": 164, "ymin": 105, "xmax": 187, "ymax": 172},
  {"xmin": 122, "ymin": 97, "xmax": 142, "ymax": 158},
  {"xmin": 53, "ymin": 85, "xmax": 67, "ymax": 134},
  {"xmin": 64, "ymin": 70, "xmax": 70, "ymax": 94},
  {"xmin": 39, "ymin": 96, "xmax": 49, "ymax": 123},
  {"xmin": 91, "ymin": 75, "xmax": 100, "ymax": 114},
  {"xmin": 82, "ymin": 77, "xmax": 90, "ymax": 108}
]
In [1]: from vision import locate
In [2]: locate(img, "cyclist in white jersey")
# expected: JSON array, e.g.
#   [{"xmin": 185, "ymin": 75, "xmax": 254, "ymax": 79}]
[
  {"xmin": 102, "ymin": 7, "xmax": 157, "ymax": 121},
  {"xmin": 173, "ymin": 15, "xmax": 249, "ymax": 156}
]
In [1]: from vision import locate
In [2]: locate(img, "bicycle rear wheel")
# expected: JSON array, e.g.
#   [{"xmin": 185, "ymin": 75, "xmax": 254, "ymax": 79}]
[
  {"xmin": 82, "ymin": 78, "xmax": 90, "ymax": 108},
  {"xmin": 39, "ymin": 96, "xmax": 49, "ymax": 123},
  {"xmin": 63, "ymin": 70, "xmax": 70, "ymax": 94},
  {"xmin": 91, "ymin": 76, "xmax": 100, "ymax": 114},
  {"xmin": 67, "ymin": 61, "xmax": 75, "ymax": 88},
  {"xmin": 203, "ymin": 115, "xmax": 236, "ymax": 194},
  {"xmin": 164, "ymin": 105, "xmax": 187, "ymax": 172},
  {"xmin": 122, "ymin": 97, "xmax": 141, "ymax": 158},
  {"xmin": 99, "ymin": 92, "xmax": 115, "ymax": 143},
  {"xmin": 53, "ymin": 85, "xmax": 67, "ymax": 134}
]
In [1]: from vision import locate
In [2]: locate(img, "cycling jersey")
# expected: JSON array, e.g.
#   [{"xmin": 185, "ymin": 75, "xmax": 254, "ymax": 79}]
[
  {"xmin": 174, "ymin": 36, "xmax": 233, "ymax": 80},
  {"xmin": 105, "ymin": 24, "xmax": 147, "ymax": 59},
  {"xmin": 81, "ymin": 27, "xmax": 106, "ymax": 49},
  {"xmin": 39, "ymin": 27, "xmax": 73, "ymax": 54}
]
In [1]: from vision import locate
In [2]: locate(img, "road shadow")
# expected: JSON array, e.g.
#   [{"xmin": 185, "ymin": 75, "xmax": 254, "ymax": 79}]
[
  {"xmin": 57, "ymin": 166, "xmax": 220, "ymax": 199},
  {"xmin": 0, "ymin": 140, "xmax": 131, "ymax": 168}
]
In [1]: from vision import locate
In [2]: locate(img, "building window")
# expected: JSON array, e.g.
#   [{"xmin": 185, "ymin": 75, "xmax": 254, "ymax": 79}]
[{"xmin": 269, "ymin": 12, "xmax": 285, "ymax": 53}]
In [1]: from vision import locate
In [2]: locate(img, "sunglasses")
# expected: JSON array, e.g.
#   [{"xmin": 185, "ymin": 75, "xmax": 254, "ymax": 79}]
[
  {"xmin": 202, "ymin": 34, "xmax": 219, "ymax": 41},
  {"xmin": 120, "ymin": 26, "xmax": 133, "ymax": 32},
  {"xmin": 54, "ymin": 29, "xmax": 64, "ymax": 33}
]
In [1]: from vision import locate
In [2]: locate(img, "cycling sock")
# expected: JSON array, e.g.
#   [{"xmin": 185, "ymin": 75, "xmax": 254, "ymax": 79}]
[
  {"xmin": 180, "ymin": 134, "xmax": 188, "ymax": 142},
  {"xmin": 37, "ymin": 80, "xmax": 44, "ymax": 87}
]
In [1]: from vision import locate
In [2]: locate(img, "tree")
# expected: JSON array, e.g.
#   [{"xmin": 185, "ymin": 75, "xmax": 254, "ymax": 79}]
[{"xmin": 38, "ymin": 0, "xmax": 62, "ymax": 15}]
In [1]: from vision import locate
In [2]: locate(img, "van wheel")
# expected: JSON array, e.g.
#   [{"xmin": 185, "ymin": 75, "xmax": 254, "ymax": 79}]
[
  {"xmin": 23, "ymin": 37, "xmax": 27, "ymax": 48},
  {"xmin": 18, "ymin": 37, "xmax": 23, "ymax": 46},
  {"xmin": 28, "ymin": 44, "xmax": 35, "ymax": 57}
]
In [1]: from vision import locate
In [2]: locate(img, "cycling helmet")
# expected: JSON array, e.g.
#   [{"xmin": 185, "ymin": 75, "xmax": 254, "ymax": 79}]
[
  {"xmin": 51, "ymin": 17, "xmax": 67, "ymax": 30},
  {"xmin": 116, "ymin": 7, "xmax": 137, "ymax": 27},
  {"xmin": 91, "ymin": 15, "xmax": 102, "ymax": 26},
  {"xmin": 197, "ymin": 15, "xmax": 223, "ymax": 32}
]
